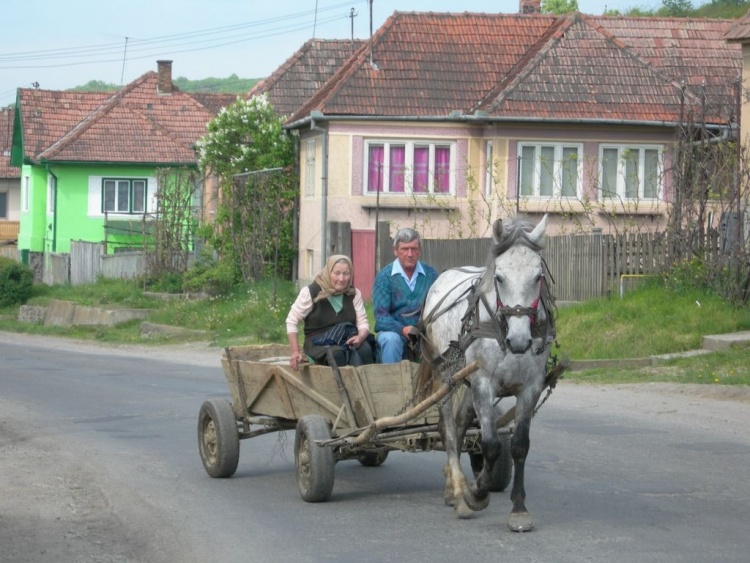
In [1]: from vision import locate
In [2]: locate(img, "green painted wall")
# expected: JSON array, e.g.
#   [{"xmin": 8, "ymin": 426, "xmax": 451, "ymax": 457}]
[
  {"xmin": 18, "ymin": 165, "xmax": 48, "ymax": 252},
  {"xmin": 47, "ymin": 164, "xmax": 160, "ymax": 254}
]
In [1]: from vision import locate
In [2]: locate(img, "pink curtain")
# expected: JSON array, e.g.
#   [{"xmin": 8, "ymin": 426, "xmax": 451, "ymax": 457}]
[
  {"xmin": 368, "ymin": 145, "xmax": 384, "ymax": 193},
  {"xmin": 390, "ymin": 146, "xmax": 405, "ymax": 193},
  {"xmin": 434, "ymin": 146, "xmax": 450, "ymax": 193},
  {"xmin": 413, "ymin": 147, "xmax": 429, "ymax": 192}
]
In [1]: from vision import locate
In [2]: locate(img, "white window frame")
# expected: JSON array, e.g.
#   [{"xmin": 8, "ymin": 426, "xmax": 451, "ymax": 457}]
[
  {"xmin": 101, "ymin": 178, "xmax": 148, "ymax": 215},
  {"xmin": 364, "ymin": 139, "xmax": 456, "ymax": 195},
  {"xmin": 22, "ymin": 175, "xmax": 29, "ymax": 213},
  {"xmin": 518, "ymin": 142, "xmax": 583, "ymax": 199},
  {"xmin": 599, "ymin": 144, "xmax": 663, "ymax": 202},
  {"xmin": 305, "ymin": 138, "xmax": 316, "ymax": 198},
  {"xmin": 46, "ymin": 174, "xmax": 56, "ymax": 214},
  {"xmin": 0, "ymin": 191, "xmax": 7, "ymax": 219}
]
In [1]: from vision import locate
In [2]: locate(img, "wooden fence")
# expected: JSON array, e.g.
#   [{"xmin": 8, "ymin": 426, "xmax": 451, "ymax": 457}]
[
  {"xmin": 382, "ymin": 230, "xmax": 723, "ymax": 302},
  {"xmin": 0, "ymin": 221, "xmax": 19, "ymax": 241}
]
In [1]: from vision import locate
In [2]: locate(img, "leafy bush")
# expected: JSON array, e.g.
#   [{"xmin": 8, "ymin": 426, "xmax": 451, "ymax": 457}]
[
  {"xmin": 182, "ymin": 248, "xmax": 237, "ymax": 296},
  {"xmin": 0, "ymin": 257, "xmax": 34, "ymax": 307}
]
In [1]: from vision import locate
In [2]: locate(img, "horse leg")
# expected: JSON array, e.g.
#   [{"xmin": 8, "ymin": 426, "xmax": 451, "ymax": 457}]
[
  {"xmin": 507, "ymin": 413, "xmax": 534, "ymax": 532},
  {"xmin": 463, "ymin": 381, "xmax": 497, "ymax": 512},
  {"xmin": 438, "ymin": 398, "xmax": 474, "ymax": 518}
]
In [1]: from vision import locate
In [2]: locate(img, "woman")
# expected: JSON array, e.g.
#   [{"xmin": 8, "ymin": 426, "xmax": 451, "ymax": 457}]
[{"xmin": 286, "ymin": 255, "xmax": 374, "ymax": 371}]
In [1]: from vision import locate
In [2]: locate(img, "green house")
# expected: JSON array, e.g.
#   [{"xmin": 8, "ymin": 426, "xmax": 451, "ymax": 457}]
[{"xmin": 10, "ymin": 60, "xmax": 235, "ymax": 271}]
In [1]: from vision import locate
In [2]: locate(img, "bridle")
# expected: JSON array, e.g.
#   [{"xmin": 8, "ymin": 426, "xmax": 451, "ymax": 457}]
[{"xmin": 419, "ymin": 260, "xmax": 556, "ymax": 359}]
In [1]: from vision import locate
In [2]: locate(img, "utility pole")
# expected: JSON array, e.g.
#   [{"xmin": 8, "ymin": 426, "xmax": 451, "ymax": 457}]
[{"xmin": 349, "ymin": 7, "xmax": 358, "ymax": 45}]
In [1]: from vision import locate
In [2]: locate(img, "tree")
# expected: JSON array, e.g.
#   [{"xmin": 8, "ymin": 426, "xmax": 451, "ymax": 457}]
[
  {"xmin": 662, "ymin": 0, "xmax": 694, "ymax": 16},
  {"xmin": 195, "ymin": 95, "xmax": 298, "ymax": 283},
  {"xmin": 541, "ymin": 0, "xmax": 579, "ymax": 14}
]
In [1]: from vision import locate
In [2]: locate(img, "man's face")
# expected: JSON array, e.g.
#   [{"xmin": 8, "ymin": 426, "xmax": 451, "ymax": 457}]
[{"xmin": 394, "ymin": 239, "xmax": 421, "ymax": 271}]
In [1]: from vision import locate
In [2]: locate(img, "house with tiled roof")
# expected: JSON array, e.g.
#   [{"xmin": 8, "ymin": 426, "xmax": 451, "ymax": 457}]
[
  {"xmin": 282, "ymin": 10, "xmax": 742, "ymax": 287},
  {"xmin": 248, "ymin": 39, "xmax": 365, "ymax": 118},
  {"xmin": 10, "ymin": 61, "xmax": 235, "ymax": 270},
  {"xmin": 1, "ymin": 107, "xmax": 21, "ymax": 244}
]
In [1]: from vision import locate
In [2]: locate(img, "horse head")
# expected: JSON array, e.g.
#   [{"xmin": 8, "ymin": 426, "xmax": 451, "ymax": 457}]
[{"xmin": 487, "ymin": 215, "xmax": 548, "ymax": 354}]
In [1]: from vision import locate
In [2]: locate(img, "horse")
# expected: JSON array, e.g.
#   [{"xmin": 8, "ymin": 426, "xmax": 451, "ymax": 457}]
[{"xmin": 418, "ymin": 214, "xmax": 560, "ymax": 532}]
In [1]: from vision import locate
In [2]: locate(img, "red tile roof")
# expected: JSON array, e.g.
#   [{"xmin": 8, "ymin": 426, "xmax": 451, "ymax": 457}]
[
  {"xmin": 1, "ymin": 107, "xmax": 20, "ymax": 178},
  {"xmin": 287, "ymin": 12, "xmax": 741, "ymax": 126},
  {"xmin": 248, "ymin": 39, "xmax": 365, "ymax": 117},
  {"xmin": 721, "ymin": 10, "xmax": 750, "ymax": 42},
  {"xmin": 17, "ymin": 71, "xmax": 232, "ymax": 165}
]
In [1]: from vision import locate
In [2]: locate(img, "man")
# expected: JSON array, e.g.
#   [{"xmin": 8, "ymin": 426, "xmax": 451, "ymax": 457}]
[{"xmin": 372, "ymin": 227, "xmax": 438, "ymax": 363}]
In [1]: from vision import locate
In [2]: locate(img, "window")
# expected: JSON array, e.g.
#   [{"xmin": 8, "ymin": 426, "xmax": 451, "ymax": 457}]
[
  {"xmin": 305, "ymin": 139, "xmax": 316, "ymax": 197},
  {"xmin": 102, "ymin": 178, "xmax": 147, "ymax": 214},
  {"xmin": 485, "ymin": 140, "xmax": 494, "ymax": 196},
  {"xmin": 600, "ymin": 145, "xmax": 662, "ymax": 201},
  {"xmin": 46, "ymin": 174, "xmax": 56, "ymax": 214},
  {"xmin": 22, "ymin": 175, "xmax": 29, "ymax": 213},
  {"xmin": 365, "ymin": 140, "xmax": 454, "ymax": 195},
  {"xmin": 0, "ymin": 192, "xmax": 7, "ymax": 219},
  {"xmin": 518, "ymin": 142, "xmax": 581, "ymax": 198}
]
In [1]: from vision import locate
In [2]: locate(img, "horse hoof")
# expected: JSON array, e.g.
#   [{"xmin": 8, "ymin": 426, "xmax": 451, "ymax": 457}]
[
  {"xmin": 464, "ymin": 490, "xmax": 490, "ymax": 512},
  {"xmin": 454, "ymin": 498, "xmax": 476, "ymax": 519},
  {"xmin": 508, "ymin": 511, "xmax": 534, "ymax": 532}
]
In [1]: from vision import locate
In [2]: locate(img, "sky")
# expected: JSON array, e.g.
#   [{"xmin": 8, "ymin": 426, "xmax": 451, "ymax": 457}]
[{"xmin": 0, "ymin": 0, "xmax": 663, "ymax": 107}]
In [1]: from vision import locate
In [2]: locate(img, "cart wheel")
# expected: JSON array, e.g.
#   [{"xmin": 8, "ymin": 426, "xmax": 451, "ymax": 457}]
[
  {"xmin": 357, "ymin": 450, "xmax": 389, "ymax": 467},
  {"xmin": 469, "ymin": 435, "xmax": 512, "ymax": 492},
  {"xmin": 295, "ymin": 415, "xmax": 335, "ymax": 502},
  {"xmin": 198, "ymin": 399, "xmax": 240, "ymax": 478}
]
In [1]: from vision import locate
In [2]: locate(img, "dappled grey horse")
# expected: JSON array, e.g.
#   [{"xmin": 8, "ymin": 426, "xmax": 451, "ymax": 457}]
[{"xmin": 419, "ymin": 215, "xmax": 558, "ymax": 532}]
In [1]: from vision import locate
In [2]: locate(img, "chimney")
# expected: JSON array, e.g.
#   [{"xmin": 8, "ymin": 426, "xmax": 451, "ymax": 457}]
[
  {"xmin": 156, "ymin": 60, "xmax": 173, "ymax": 95},
  {"xmin": 520, "ymin": 0, "xmax": 541, "ymax": 14}
]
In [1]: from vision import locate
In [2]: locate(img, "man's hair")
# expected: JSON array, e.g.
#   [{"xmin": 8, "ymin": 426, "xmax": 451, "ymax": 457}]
[{"xmin": 393, "ymin": 227, "xmax": 421, "ymax": 249}]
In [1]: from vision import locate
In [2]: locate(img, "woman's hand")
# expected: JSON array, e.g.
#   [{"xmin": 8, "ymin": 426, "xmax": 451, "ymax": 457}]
[{"xmin": 289, "ymin": 351, "xmax": 304, "ymax": 371}]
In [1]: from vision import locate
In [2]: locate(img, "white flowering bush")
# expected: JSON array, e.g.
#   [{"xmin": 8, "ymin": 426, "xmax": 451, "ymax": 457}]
[{"xmin": 195, "ymin": 94, "xmax": 298, "ymax": 283}]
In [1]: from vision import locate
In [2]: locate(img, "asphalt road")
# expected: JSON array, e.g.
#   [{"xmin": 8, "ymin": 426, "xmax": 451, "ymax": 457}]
[{"xmin": 1, "ymin": 332, "xmax": 749, "ymax": 563}]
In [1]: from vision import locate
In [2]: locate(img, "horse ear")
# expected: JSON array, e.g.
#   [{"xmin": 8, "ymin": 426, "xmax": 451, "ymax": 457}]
[
  {"xmin": 528, "ymin": 214, "xmax": 548, "ymax": 245},
  {"xmin": 492, "ymin": 218, "xmax": 503, "ymax": 243}
]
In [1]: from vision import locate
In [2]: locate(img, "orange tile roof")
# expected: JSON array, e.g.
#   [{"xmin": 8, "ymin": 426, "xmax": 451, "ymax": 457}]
[
  {"xmin": 18, "ymin": 71, "xmax": 231, "ymax": 165},
  {"xmin": 1, "ymin": 107, "xmax": 20, "ymax": 178},
  {"xmin": 248, "ymin": 39, "xmax": 365, "ymax": 117},
  {"xmin": 287, "ymin": 12, "xmax": 741, "ymax": 126}
]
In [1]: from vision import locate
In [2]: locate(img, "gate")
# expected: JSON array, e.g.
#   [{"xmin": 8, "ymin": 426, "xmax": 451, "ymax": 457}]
[{"xmin": 351, "ymin": 229, "xmax": 376, "ymax": 300}]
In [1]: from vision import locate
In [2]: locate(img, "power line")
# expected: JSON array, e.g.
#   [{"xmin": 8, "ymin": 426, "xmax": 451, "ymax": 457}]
[{"xmin": 0, "ymin": 1, "xmax": 356, "ymax": 68}]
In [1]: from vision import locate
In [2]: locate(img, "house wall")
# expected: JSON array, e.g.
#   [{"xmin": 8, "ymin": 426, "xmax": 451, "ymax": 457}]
[
  {"xmin": 18, "ymin": 165, "xmax": 47, "ymax": 252},
  {"xmin": 295, "ymin": 119, "xmax": 677, "ymax": 282},
  {"xmin": 20, "ymin": 163, "xmax": 159, "ymax": 255}
]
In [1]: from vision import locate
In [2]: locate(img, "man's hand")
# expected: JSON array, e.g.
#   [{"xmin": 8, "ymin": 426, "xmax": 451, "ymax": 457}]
[{"xmin": 402, "ymin": 325, "xmax": 420, "ymax": 342}]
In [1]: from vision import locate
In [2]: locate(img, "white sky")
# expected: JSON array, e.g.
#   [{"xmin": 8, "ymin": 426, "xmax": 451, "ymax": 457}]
[{"xmin": 0, "ymin": 0, "xmax": 665, "ymax": 107}]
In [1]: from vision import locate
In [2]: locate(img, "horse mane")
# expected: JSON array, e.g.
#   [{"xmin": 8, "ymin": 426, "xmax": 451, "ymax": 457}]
[{"xmin": 479, "ymin": 216, "xmax": 544, "ymax": 293}]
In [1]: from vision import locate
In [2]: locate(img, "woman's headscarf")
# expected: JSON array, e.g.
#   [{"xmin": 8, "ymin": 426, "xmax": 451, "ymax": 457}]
[{"xmin": 313, "ymin": 254, "xmax": 356, "ymax": 302}]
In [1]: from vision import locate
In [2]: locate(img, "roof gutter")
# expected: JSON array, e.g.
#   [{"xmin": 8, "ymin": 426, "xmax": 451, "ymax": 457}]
[{"xmin": 285, "ymin": 112, "xmax": 731, "ymax": 131}]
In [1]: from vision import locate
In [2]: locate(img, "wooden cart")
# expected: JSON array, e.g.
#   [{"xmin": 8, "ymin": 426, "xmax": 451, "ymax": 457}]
[{"xmin": 197, "ymin": 346, "xmax": 513, "ymax": 502}]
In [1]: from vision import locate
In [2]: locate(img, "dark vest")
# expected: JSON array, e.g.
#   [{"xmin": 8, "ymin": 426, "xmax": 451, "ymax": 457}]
[{"xmin": 304, "ymin": 282, "xmax": 357, "ymax": 337}]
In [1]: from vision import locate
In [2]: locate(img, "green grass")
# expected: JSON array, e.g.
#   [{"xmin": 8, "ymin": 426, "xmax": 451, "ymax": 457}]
[{"xmin": 1, "ymin": 277, "xmax": 749, "ymax": 386}]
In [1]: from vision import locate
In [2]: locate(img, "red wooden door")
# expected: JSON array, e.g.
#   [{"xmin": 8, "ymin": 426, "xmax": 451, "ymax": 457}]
[{"xmin": 351, "ymin": 229, "xmax": 376, "ymax": 301}]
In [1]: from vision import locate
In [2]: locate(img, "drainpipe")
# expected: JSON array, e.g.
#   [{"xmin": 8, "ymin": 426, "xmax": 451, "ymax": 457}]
[
  {"xmin": 310, "ymin": 111, "xmax": 329, "ymax": 268},
  {"xmin": 45, "ymin": 164, "xmax": 58, "ymax": 252}
]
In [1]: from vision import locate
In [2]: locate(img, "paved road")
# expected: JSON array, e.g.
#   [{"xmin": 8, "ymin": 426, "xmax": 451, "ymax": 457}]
[{"xmin": 1, "ymin": 333, "xmax": 749, "ymax": 563}]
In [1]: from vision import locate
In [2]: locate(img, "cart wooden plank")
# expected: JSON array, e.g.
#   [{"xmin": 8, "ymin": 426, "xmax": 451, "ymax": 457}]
[{"xmin": 221, "ymin": 346, "xmax": 436, "ymax": 431}]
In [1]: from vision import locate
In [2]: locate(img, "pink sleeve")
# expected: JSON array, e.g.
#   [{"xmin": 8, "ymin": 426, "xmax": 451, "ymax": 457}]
[
  {"xmin": 353, "ymin": 288, "xmax": 370, "ymax": 333},
  {"xmin": 286, "ymin": 286, "xmax": 314, "ymax": 334}
]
